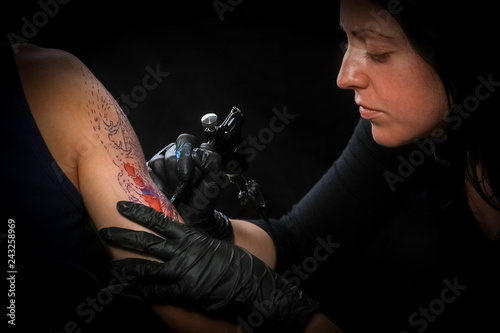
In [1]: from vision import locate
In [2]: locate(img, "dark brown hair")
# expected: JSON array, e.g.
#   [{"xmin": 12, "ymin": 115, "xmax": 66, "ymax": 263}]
[{"xmin": 375, "ymin": 0, "xmax": 500, "ymax": 210}]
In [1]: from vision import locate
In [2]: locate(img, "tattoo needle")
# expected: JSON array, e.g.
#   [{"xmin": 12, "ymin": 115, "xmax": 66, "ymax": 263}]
[{"xmin": 170, "ymin": 181, "xmax": 189, "ymax": 205}]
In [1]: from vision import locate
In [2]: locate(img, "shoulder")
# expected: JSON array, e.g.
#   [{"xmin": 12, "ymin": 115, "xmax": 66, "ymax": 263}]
[
  {"xmin": 13, "ymin": 44, "xmax": 116, "ymax": 189},
  {"xmin": 13, "ymin": 43, "xmax": 94, "ymax": 106},
  {"xmin": 12, "ymin": 43, "xmax": 116, "ymax": 132},
  {"xmin": 13, "ymin": 43, "xmax": 98, "ymax": 114},
  {"xmin": 13, "ymin": 43, "xmax": 86, "ymax": 91},
  {"xmin": 14, "ymin": 43, "xmax": 84, "ymax": 77}
]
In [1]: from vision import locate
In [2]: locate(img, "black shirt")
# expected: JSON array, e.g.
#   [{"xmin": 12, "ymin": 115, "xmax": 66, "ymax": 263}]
[{"xmin": 251, "ymin": 119, "xmax": 500, "ymax": 332}]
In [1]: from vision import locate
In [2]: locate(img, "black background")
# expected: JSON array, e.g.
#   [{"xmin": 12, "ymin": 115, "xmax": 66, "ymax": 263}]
[
  {"xmin": 4, "ymin": 2, "xmax": 500, "ymax": 332},
  {"xmin": 2, "ymin": 0, "xmax": 359, "ymax": 219},
  {"xmin": 1, "ymin": 1, "xmax": 366, "ymax": 331}
]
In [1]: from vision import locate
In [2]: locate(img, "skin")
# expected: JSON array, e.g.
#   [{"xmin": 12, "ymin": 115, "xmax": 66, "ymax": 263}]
[
  {"xmin": 336, "ymin": 0, "xmax": 449, "ymax": 147},
  {"xmin": 14, "ymin": 43, "xmax": 340, "ymax": 332},
  {"xmin": 14, "ymin": 1, "xmax": 494, "ymax": 331},
  {"xmin": 14, "ymin": 43, "xmax": 239, "ymax": 332},
  {"xmin": 336, "ymin": 0, "xmax": 500, "ymax": 238},
  {"xmin": 243, "ymin": 0, "xmax": 457, "ymax": 273}
]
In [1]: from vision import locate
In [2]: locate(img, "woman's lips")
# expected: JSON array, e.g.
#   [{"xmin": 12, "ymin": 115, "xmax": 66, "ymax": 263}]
[{"xmin": 358, "ymin": 105, "xmax": 381, "ymax": 119}]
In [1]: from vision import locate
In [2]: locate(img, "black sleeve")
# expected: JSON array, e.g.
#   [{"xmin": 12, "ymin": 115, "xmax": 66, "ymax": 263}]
[{"xmin": 251, "ymin": 118, "xmax": 429, "ymax": 273}]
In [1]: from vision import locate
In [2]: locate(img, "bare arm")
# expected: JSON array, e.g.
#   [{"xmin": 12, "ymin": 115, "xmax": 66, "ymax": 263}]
[
  {"xmin": 73, "ymin": 62, "xmax": 341, "ymax": 333},
  {"xmin": 15, "ymin": 44, "xmax": 239, "ymax": 333},
  {"xmin": 230, "ymin": 223, "xmax": 341, "ymax": 332},
  {"xmin": 76, "ymin": 53, "xmax": 243, "ymax": 332},
  {"xmin": 15, "ymin": 44, "xmax": 342, "ymax": 333},
  {"xmin": 76, "ymin": 62, "xmax": 180, "ymax": 258},
  {"xmin": 232, "ymin": 218, "xmax": 278, "ymax": 268}
]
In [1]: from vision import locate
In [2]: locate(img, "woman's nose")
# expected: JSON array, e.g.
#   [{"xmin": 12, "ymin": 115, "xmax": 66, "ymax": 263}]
[{"xmin": 336, "ymin": 50, "xmax": 369, "ymax": 90}]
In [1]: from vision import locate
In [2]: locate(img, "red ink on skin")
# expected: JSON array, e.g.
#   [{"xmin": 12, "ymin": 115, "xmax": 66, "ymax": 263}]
[
  {"xmin": 83, "ymin": 64, "xmax": 176, "ymax": 218},
  {"xmin": 141, "ymin": 190, "xmax": 162, "ymax": 212},
  {"xmin": 123, "ymin": 162, "xmax": 145, "ymax": 187},
  {"xmin": 123, "ymin": 162, "xmax": 135, "ymax": 176},
  {"xmin": 123, "ymin": 162, "xmax": 162, "ymax": 212}
]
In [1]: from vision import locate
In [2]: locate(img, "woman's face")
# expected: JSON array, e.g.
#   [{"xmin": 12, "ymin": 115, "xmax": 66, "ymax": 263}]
[{"xmin": 337, "ymin": 0, "xmax": 449, "ymax": 147}]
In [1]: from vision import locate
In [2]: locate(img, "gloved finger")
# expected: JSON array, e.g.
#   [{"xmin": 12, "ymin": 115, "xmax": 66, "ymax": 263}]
[
  {"xmin": 187, "ymin": 178, "xmax": 221, "ymax": 210},
  {"xmin": 99, "ymin": 228, "xmax": 176, "ymax": 259},
  {"xmin": 148, "ymin": 167, "xmax": 169, "ymax": 195},
  {"xmin": 134, "ymin": 283, "xmax": 183, "ymax": 302},
  {"xmin": 116, "ymin": 201, "xmax": 165, "ymax": 227},
  {"xmin": 165, "ymin": 149, "xmax": 204, "ymax": 194},
  {"xmin": 160, "ymin": 153, "xmax": 181, "ymax": 197},
  {"xmin": 137, "ymin": 282, "xmax": 229, "ymax": 311},
  {"xmin": 147, "ymin": 143, "xmax": 175, "ymax": 182},
  {"xmin": 111, "ymin": 258, "xmax": 167, "ymax": 281},
  {"xmin": 191, "ymin": 147, "xmax": 223, "ymax": 175},
  {"xmin": 175, "ymin": 133, "xmax": 201, "ymax": 182},
  {"xmin": 116, "ymin": 201, "xmax": 186, "ymax": 237},
  {"xmin": 199, "ymin": 142, "xmax": 215, "ymax": 151}
]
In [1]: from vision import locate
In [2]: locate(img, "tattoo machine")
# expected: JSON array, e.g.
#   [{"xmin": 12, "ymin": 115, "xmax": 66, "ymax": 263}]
[{"xmin": 201, "ymin": 107, "xmax": 274, "ymax": 238}]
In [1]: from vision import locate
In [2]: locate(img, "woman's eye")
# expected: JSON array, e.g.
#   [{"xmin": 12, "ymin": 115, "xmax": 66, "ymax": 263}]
[{"xmin": 365, "ymin": 52, "xmax": 391, "ymax": 63}]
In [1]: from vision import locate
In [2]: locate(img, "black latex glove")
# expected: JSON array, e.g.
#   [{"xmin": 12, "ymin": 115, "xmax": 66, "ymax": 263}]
[
  {"xmin": 99, "ymin": 201, "xmax": 319, "ymax": 331},
  {"xmin": 147, "ymin": 133, "xmax": 234, "ymax": 242}
]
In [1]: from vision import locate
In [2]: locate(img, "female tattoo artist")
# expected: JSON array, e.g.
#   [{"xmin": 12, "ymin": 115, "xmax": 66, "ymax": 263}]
[{"xmin": 100, "ymin": 0, "xmax": 500, "ymax": 332}]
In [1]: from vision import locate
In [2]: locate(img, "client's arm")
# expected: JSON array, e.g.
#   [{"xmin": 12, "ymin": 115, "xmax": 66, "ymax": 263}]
[{"xmin": 14, "ymin": 43, "xmax": 238, "ymax": 332}]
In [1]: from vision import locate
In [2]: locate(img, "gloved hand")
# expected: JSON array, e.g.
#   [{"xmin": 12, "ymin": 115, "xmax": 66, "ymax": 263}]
[
  {"xmin": 147, "ymin": 133, "xmax": 234, "ymax": 242},
  {"xmin": 99, "ymin": 201, "xmax": 319, "ymax": 331}
]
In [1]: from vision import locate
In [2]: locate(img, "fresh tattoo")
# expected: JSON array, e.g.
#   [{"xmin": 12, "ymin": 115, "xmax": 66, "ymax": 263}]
[{"xmin": 81, "ymin": 67, "xmax": 179, "ymax": 221}]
